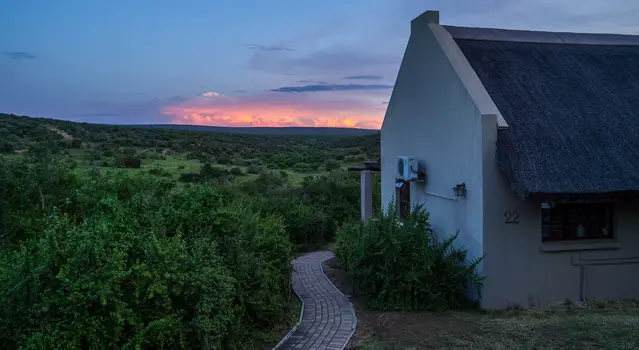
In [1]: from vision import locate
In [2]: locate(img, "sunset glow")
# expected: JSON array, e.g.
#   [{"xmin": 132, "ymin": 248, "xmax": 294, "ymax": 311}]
[{"xmin": 162, "ymin": 92, "xmax": 385, "ymax": 129}]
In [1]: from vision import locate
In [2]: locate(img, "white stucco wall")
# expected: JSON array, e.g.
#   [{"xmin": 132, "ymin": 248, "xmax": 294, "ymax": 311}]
[{"xmin": 381, "ymin": 19, "xmax": 485, "ymax": 279}]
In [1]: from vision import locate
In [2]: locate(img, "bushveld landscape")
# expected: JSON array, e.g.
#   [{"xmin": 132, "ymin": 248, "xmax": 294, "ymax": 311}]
[
  {"xmin": 2, "ymin": 112, "xmax": 639, "ymax": 349},
  {"xmin": 0, "ymin": 112, "xmax": 381, "ymax": 349}
]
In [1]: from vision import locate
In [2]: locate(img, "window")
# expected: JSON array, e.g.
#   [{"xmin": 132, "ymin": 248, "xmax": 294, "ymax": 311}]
[
  {"xmin": 395, "ymin": 181, "xmax": 411, "ymax": 219},
  {"xmin": 541, "ymin": 202, "xmax": 614, "ymax": 241}
]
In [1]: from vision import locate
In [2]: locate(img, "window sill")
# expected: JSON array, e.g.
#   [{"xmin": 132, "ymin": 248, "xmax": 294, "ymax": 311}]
[{"xmin": 541, "ymin": 240, "xmax": 620, "ymax": 252}]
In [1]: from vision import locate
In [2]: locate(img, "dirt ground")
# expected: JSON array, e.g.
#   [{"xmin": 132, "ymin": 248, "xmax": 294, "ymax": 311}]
[
  {"xmin": 47, "ymin": 126, "xmax": 73, "ymax": 140},
  {"xmin": 322, "ymin": 258, "xmax": 639, "ymax": 350}
]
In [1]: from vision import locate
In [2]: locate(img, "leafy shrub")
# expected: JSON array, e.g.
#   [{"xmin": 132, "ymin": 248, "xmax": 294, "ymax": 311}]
[
  {"xmin": 179, "ymin": 172, "xmax": 201, "ymax": 183},
  {"xmin": 335, "ymin": 204, "xmax": 483, "ymax": 311},
  {"xmin": 0, "ymin": 183, "xmax": 293, "ymax": 348},
  {"xmin": 114, "ymin": 156, "xmax": 141, "ymax": 169},
  {"xmin": 120, "ymin": 147, "xmax": 137, "ymax": 156},
  {"xmin": 230, "ymin": 167, "xmax": 244, "ymax": 176},
  {"xmin": 87, "ymin": 166, "xmax": 101, "ymax": 179},
  {"xmin": 325, "ymin": 160, "xmax": 341, "ymax": 171},
  {"xmin": 71, "ymin": 138, "xmax": 82, "ymax": 148},
  {"xmin": 246, "ymin": 165, "xmax": 262, "ymax": 175},
  {"xmin": 139, "ymin": 151, "xmax": 166, "ymax": 160},
  {"xmin": 0, "ymin": 142, "xmax": 14, "ymax": 154},
  {"xmin": 297, "ymin": 171, "xmax": 361, "ymax": 241},
  {"xmin": 216, "ymin": 155, "xmax": 232, "ymax": 165},
  {"xmin": 200, "ymin": 163, "xmax": 228, "ymax": 180},
  {"xmin": 0, "ymin": 158, "xmax": 78, "ymax": 245},
  {"xmin": 261, "ymin": 196, "xmax": 331, "ymax": 251},
  {"xmin": 148, "ymin": 165, "xmax": 170, "ymax": 177},
  {"xmin": 293, "ymin": 163, "xmax": 312, "ymax": 173}
]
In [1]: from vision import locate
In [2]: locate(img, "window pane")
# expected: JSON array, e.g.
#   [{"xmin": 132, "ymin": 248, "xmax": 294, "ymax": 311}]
[{"xmin": 541, "ymin": 202, "xmax": 613, "ymax": 241}]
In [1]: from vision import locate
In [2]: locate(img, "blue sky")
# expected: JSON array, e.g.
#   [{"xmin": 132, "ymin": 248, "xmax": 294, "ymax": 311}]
[{"xmin": 2, "ymin": 0, "xmax": 639, "ymax": 128}]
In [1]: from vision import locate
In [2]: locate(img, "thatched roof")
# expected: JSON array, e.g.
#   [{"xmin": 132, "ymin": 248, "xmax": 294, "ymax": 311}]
[{"xmin": 449, "ymin": 26, "xmax": 639, "ymax": 199}]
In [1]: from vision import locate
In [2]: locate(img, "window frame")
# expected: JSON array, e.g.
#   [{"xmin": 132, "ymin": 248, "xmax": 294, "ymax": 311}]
[{"xmin": 541, "ymin": 201, "xmax": 615, "ymax": 242}]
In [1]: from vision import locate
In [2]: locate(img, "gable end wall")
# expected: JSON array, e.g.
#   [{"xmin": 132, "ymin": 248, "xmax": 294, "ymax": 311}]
[{"xmin": 381, "ymin": 21, "xmax": 487, "ymax": 295}]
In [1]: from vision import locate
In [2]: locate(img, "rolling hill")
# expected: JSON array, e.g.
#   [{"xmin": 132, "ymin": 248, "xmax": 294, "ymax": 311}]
[{"xmin": 128, "ymin": 124, "xmax": 379, "ymax": 136}]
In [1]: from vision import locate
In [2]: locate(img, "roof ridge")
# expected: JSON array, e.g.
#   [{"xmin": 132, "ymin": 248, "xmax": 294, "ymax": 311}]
[{"xmin": 443, "ymin": 25, "xmax": 639, "ymax": 46}]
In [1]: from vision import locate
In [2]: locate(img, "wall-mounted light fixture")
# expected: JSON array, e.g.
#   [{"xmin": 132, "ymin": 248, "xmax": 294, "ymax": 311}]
[{"xmin": 453, "ymin": 183, "xmax": 467, "ymax": 197}]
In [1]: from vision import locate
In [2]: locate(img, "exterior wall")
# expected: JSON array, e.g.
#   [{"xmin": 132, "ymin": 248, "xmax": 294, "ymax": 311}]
[
  {"xmin": 381, "ymin": 19, "xmax": 485, "ymax": 278},
  {"xmin": 382, "ymin": 11, "xmax": 639, "ymax": 309},
  {"xmin": 482, "ymin": 140, "xmax": 639, "ymax": 308}
]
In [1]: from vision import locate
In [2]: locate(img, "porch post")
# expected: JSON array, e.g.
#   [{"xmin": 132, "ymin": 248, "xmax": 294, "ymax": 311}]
[{"xmin": 361, "ymin": 170, "xmax": 373, "ymax": 222}]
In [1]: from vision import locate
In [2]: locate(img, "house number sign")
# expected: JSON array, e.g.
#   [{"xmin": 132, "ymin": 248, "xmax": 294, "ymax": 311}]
[{"xmin": 504, "ymin": 211, "xmax": 519, "ymax": 224}]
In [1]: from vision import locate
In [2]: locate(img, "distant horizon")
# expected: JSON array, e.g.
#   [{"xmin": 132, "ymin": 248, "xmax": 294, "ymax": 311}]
[{"xmin": 3, "ymin": 112, "xmax": 380, "ymax": 130}]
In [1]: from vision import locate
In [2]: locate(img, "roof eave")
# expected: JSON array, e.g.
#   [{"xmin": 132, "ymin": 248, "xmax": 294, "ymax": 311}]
[
  {"xmin": 443, "ymin": 25, "xmax": 639, "ymax": 46},
  {"xmin": 530, "ymin": 191, "xmax": 639, "ymax": 202},
  {"xmin": 425, "ymin": 20, "xmax": 509, "ymax": 129}
]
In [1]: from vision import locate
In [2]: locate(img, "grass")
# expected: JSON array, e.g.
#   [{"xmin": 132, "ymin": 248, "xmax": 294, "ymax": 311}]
[
  {"xmin": 13, "ymin": 147, "xmax": 346, "ymax": 185},
  {"xmin": 320, "ymin": 259, "xmax": 639, "ymax": 350},
  {"xmin": 350, "ymin": 300, "xmax": 639, "ymax": 350}
]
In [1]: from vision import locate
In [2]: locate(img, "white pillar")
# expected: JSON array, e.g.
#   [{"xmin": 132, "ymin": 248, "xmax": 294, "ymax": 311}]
[{"xmin": 361, "ymin": 170, "xmax": 373, "ymax": 222}]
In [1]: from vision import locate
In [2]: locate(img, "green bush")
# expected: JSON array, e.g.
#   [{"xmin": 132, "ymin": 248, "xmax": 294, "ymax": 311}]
[
  {"xmin": 0, "ymin": 185, "xmax": 293, "ymax": 348},
  {"xmin": 297, "ymin": 171, "xmax": 361, "ymax": 241},
  {"xmin": 114, "ymin": 156, "xmax": 141, "ymax": 168},
  {"xmin": 178, "ymin": 172, "xmax": 201, "ymax": 183},
  {"xmin": 325, "ymin": 160, "xmax": 341, "ymax": 171},
  {"xmin": 200, "ymin": 163, "xmax": 228, "ymax": 180},
  {"xmin": 229, "ymin": 167, "xmax": 244, "ymax": 176},
  {"xmin": 71, "ymin": 138, "xmax": 82, "ymax": 148},
  {"xmin": 0, "ymin": 142, "xmax": 14, "ymax": 154},
  {"xmin": 246, "ymin": 165, "xmax": 262, "ymax": 175},
  {"xmin": 267, "ymin": 196, "xmax": 331, "ymax": 251},
  {"xmin": 0, "ymin": 158, "xmax": 78, "ymax": 245},
  {"xmin": 335, "ymin": 204, "xmax": 483, "ymax": 311},
  {"xmin": 216, "ymin": 155, "xmax": 232, "ymax": 165},
  {"xmin": 148, "ymin": 165, "xmax": 170, "ymax": 177}
]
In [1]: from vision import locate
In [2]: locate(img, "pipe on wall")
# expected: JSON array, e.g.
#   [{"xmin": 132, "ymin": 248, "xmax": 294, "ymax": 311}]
[{"xmin": 424, "ymin": 191, "xmax": 458, "ymax": 201}]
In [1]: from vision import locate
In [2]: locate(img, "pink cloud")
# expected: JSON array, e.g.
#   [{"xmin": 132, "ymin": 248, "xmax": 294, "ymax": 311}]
[{"xmin": 162, "ymin": 91, "xmax": 386, "ymax": 129}]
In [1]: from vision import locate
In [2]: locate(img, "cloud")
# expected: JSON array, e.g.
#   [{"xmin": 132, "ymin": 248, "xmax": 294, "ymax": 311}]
[
  {"xmin": 343, "ymin": 75, "xmax": 383, "ymax": 80},
  {"xmin": 271, "ymin": 84, "xmax": 393, "ymax": 93},
  {"xmin": 1, "ymin": 52, "xmax": 36, "ymax": 60},
  {"xmin": 249, "ymin": 45, "xmax": 401, "ymax": 79},
  {"xmin": 246, "ymin": 44, "xmax": 293, "ymax": 52},
  {"xmin": 390, "ymin": 0, "xmax": 639, "ymax": 34},
  {"xmin": 296, "ymin": 79, "xmax": 328, "ymax": 84},
  {"xmin": 162, "ymin": 91, "xmax": 385, "ymax": 129}
]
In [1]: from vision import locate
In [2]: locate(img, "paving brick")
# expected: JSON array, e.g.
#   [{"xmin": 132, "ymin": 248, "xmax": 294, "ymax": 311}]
[{"xmin": 274, "ymin": 251, "xmax": 356, "ymax": 350}]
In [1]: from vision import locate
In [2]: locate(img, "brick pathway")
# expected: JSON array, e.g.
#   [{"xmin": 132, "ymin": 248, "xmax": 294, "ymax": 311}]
[{"xmin": 274, "ymin": 251, "xmax": 356, "ymax": 350}]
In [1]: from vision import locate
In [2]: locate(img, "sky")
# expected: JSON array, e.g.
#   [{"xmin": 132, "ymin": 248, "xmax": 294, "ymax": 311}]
[{"xmin": 2, "ymin": 0, "xmax": 639, "ymax": 129}]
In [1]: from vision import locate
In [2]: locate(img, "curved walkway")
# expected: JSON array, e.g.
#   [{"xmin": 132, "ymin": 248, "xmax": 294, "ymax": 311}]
[{"xmin": 274, "ymin": 251, "xmax": 357, "ymax": 350}]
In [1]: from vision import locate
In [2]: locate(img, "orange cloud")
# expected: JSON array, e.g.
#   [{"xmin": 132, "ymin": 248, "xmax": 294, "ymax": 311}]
[{"xmin": 162, "ymin": 91, "xmax": 385, "ymax": 129}]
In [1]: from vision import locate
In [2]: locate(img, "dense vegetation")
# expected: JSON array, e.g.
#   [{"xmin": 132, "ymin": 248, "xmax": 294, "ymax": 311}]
[
  {"xmin": 1, "ymin": 171, "xmax": 290, "ymax": 348},
  {"xmin": 0, "ymin": 112, "xmax": 482, "ymax": 348},
  {"xmin": 335, "ymin": 205, "xmax": 483, "ymax": 311},
  {"xmin": 0, "ymin": 113, "xmax": 379, "ymax": 174},
  {"xmin": 0, "ymin": 113, "xmax": 381, "ymax": 348}
]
